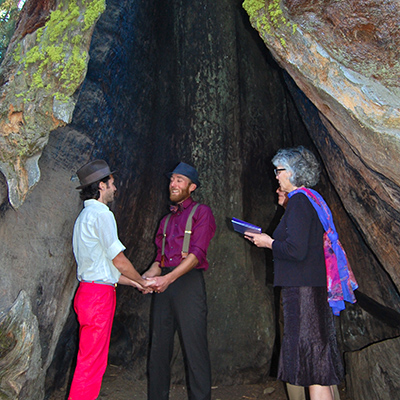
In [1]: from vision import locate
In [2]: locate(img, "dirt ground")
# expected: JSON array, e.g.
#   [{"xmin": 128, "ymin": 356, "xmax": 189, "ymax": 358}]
[{"xmin": 48, "ymin": 365, "xmax": 351, "ymax": 400}]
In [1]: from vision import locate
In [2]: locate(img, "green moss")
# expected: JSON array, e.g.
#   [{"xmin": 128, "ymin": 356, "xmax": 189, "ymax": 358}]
[
  {"xmin": 11, "ymin": 0, "xmax": 106, "ymax": 105},
  {"xmin": 60, "ymin": 46, "xmax": 88, "ymax": 90},
  {"xmin": 32, "ymin": 70, "xmax": 44, "ymax": 88},
  {"xmin": 242, "ymin": 0, "xmax": 265, "ymax": 15},
  {"xmin": 13, "ymin": 43, "xmax": 21, "ymax": 62},
  {"xmin": 46, "ymin": 45, "xmax": 65, "ymax": 64},
  {"xmin": 24, "ymin": 44, "xmax": 45, "ymax": 65},
  {"xmin": 71, "ymin": 34, "xmax": 83, "ymax": 46},
  {"xmin": 242, "ymin": 0, "xmax": 297, "ymax": 47},
  {"xmin": 83, "ymin": 0, "xmax": 106, "ymax": 31}
]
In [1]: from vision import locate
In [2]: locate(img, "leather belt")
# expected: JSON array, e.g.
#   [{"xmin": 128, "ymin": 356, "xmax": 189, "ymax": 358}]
[{"xmin": 80, "ymin": 280, "xmax": 117, "ymax": 287}]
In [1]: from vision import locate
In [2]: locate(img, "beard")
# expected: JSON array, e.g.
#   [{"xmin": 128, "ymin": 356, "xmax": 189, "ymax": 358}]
[{"xmin": 169, "ymin": 186, "xmax": 191, "ymax": 204}]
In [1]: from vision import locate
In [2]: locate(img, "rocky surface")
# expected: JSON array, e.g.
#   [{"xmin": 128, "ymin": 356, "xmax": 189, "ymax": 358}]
[
  {"xmin": 0, "ymin": 1, "xmax": 400, "ymax": 399},
  {"xmin": 243, "ymin": 0, "xmax": 400, "ymax": 289},
  {"xmin": 243, "ymin": 1, "xmax": 400, "ymax": 398},
  {"xmin": 0, "ymin": 0, "xmax": 106, "ymax": 208},
  {"xmin": 345, "ymin": 336, "xmax": 400, "ymax": 400},
  {"xmin": 48, "ymin": 366, "xmax": 352, "ymax": 400},
  {"xmin": 0, "ymin": 291, "xmax": 43, "ymax": 400}
]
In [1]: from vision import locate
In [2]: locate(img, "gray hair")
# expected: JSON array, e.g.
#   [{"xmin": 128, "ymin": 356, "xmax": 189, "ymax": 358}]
[{"xmin": 272, "ymin": 146, "xmax": 320, "ymax": 187}]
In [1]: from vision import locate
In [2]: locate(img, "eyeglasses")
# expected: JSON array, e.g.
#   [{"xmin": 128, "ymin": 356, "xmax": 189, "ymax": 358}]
[{"xmin": 274, "ymin": 168, "xmax": 286, "ymax": 176}]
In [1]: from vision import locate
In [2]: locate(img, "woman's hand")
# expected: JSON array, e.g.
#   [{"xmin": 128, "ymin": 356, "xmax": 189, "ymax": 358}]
[{"xmin": 244, "ymin": 232, "xmax": 274, "ymax": 249}]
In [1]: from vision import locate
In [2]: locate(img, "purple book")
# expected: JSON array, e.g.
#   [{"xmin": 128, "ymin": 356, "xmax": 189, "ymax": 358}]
[{"xmin": 231, "ymin": 217, "xmax": 261, "ymax": 235}]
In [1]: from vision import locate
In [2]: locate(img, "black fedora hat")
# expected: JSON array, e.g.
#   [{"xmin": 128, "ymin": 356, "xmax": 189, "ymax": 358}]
[
  {"xmin": 167, "ymin": 162, "xmax": 200, "ymax": 187},
  {"xmin": 76, "ymin": 160, "xmax": 115, "ymax": 189}
]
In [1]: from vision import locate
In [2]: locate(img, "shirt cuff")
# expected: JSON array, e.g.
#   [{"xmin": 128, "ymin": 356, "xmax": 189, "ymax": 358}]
[
  {"xmin": 155, "ymin": 250, "xmax": 162, "ymax": 263},
  {"xmin": 107, "ymin": 240, "xmax": 126, "ymax": 260},
  {"xmin": 189, "ymin": 247, "xmax": 205, "ymax": 266}
]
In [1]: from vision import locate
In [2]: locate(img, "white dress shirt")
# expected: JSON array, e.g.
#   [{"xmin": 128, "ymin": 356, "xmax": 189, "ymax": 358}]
[{"xmin": 73, "ymin": 199, "xmax": 126, "ymax": 284}]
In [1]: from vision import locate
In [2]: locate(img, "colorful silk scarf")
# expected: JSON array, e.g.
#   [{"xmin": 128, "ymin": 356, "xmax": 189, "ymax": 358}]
[{"xmin": 288, "ymin": 187, "xmax": 358, "ymax": 315}]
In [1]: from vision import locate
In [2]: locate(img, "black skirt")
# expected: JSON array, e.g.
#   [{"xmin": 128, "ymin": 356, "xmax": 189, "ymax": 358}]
[{"xmin": 278, "ymin": 286, "xmax": 344, "ymax": 386}]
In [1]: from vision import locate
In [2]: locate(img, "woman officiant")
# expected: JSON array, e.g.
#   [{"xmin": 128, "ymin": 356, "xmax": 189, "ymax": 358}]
[{"xmin": 245, "ymin": 146, "xmax": 357, "ymax": 400}]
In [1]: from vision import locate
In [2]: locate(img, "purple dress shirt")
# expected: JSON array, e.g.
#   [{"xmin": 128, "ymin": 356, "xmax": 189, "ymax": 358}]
[{"xmin": 155, "ymin": 197, "xmax": 216, "ymax": 270}]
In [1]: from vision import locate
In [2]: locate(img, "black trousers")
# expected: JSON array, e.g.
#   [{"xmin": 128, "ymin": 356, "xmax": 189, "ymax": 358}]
[{"xmin": 147, "ymin": 268, "xmax": 211, "ymax": 400}]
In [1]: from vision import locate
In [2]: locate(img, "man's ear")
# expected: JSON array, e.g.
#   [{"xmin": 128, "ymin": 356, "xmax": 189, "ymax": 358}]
[
  {"xmin": 98, "ymin": 181, "xmax": 106, "ymax": 191},
  {"xmin": 189, "ymin": 183, "xmax": 197, "ymax": 194}
]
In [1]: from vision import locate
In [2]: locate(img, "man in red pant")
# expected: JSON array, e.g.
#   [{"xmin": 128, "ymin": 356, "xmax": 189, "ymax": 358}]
[{"xmin": 68, "ymin": 160, "xmax": 154, "ymax": 400}]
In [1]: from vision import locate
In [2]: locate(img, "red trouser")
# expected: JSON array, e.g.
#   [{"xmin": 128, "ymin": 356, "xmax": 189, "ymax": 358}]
[{"xmin": 68, "ymin": 282, "xmax": 116, "ymax": 400}]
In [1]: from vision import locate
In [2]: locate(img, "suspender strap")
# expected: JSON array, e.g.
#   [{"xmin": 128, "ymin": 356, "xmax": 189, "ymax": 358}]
[
  {"xmin": 182, "ymin": 203, "xmax": 200, "ymax": 258},
  {"xmin": 160, "ymin": 203, "xmax": 200, "ymax": 266},
  {"xmin": 160, "ymin": 213, "xmax": 172, "ymax": 267}
]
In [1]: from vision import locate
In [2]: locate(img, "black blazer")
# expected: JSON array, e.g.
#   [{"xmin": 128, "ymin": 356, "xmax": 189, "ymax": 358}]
[{"xmin": 272, "ymin": 192, "xmax": 326, "ymax": 287}]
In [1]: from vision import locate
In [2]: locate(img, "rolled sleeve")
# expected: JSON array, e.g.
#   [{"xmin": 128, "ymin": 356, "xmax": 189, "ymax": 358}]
[
  {"xmin": 97, "ymin": 211, "xmax": 126, "ymax": 260},
  {"xmin": 107, "ymin": 240, "xmax": 126, "ymax": 260},
  {"xmin": 189, "ymin": 205, "xmax": 216, "ymax": 269}
]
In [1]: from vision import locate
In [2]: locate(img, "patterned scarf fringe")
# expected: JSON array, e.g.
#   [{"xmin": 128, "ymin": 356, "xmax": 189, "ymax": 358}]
[{"xmin": 289, "ymin": 188, "xmax": 358, "ymax": 316}]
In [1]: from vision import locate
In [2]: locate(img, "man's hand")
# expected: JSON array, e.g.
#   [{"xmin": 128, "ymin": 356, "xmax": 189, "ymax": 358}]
[
  {"xmin": 118, "ymin": 275, "xmax": 155, "ymax": 293},
  {"xmin": 131, "ymin": 278, "xmax": 156, "ymax": 294},
  {"xmin": 139, "ymin": 278, "xmax": 157, "ymax": 294},
  {"xmin": 149, "ymin": 275, "xmax": 173, "ymax": 293},
  {"xmin": 145, "ymin": 254, "xmax": 200, "ymax": 293},
  {"xmin": 142, "ymin": 262, "xmax": 162, "ymax": 280}
]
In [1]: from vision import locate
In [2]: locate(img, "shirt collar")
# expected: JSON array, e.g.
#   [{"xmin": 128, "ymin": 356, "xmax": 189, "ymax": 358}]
[
  {"xmin": 170, "ymin": 197, "xmax": 194, "ymax": 213},
  {"xmin": 180, "ymin": 196, "xmax": 194, "ymax": 209},
  {"xmin": 84, "ymin": 198, "xmax": 110, "ymax": 210}
]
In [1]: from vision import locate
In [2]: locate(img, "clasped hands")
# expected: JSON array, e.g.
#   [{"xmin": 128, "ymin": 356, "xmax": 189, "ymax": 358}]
[
  {"xmin": 141, "ymin": 274, "xmax": 172, "ymax": 294},
  {"xmin": 129, "ymin": 275, "xmax": 171, "ymax": 294}
]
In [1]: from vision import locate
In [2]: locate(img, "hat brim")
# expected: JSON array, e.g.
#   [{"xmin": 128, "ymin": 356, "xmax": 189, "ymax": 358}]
[
  {"xmin": 166, "ymin": 172, "xmax": 200, "ymax": 188},
  {"xmin": 76, "ymin": 170, "xmax": 116, "ymax": 189}
]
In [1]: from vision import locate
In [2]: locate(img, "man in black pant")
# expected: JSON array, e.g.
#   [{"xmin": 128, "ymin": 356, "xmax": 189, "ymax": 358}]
[{"xmin": 143, "ymin": 162, "xmax": 216, "ymax": 400}]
